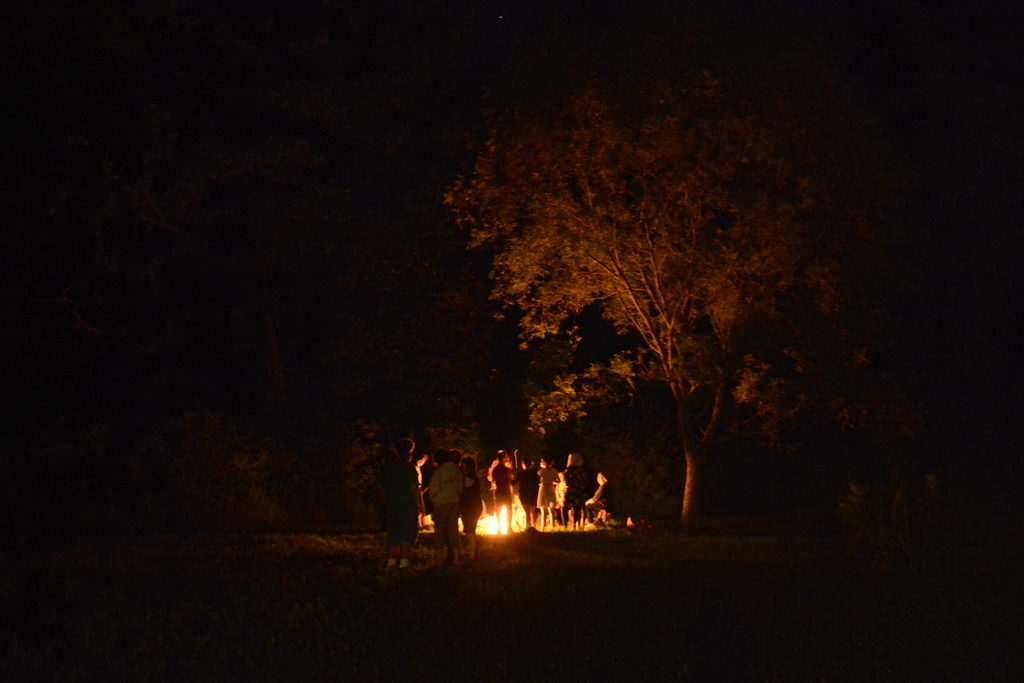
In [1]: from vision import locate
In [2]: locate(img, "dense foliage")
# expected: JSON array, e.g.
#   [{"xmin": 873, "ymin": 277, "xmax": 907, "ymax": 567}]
[{"xmin": 449, "ymin": 72, "xmax": 918, "ymax": 523}]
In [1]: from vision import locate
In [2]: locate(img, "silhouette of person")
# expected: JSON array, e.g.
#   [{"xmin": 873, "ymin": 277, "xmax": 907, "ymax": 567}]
[
  {"xmin": 585, "ymin": 471, "xmax": 611, "ymax": 525},
  {"xmin": 381, "ymin": 438, "xmax": 419, "ymax": 569},
  {"xmin": 536, "ymin": 457, "xmax": 560, "ymax": 531},
  {"xmin": 428, "ymin": 448, "xmax": 463, "ymax": 566},
  {"xmin": 516, "ymin": 458, "xmax": 540, "ymax": 529},
  {"xmin": 488, "ymin": 450, "xmax": 515, "ymax": 532},
  {"xmin": 459, "ymin": 453, "xmax": 483, "ymax": 561},
  {"xmin": 563, "ymin": 452, "xmax": 592, "ymax": 530}
]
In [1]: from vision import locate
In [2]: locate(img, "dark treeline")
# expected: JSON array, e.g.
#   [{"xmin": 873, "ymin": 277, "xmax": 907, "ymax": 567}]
[
  {"xmin": 5, "ymin": 0, "xmax": 506, "ymax": 434},
  {"xmin": 4, "ymin": 0, "xmax": 515, "ymax": 530},
  {"xmin": 3, "ymin": 0, "xmax": 1021, "ymax": 531}
]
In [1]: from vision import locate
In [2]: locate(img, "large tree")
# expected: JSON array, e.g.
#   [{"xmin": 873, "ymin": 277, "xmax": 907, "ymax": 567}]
[{"xmin": 449, "ymin": 73, "xmax": 916, "ymax": 525}]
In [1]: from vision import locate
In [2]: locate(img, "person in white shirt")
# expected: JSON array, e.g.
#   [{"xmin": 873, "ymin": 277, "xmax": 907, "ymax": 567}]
[{"xmin": 428, "ymin": 449, "xmax": 463, "ymax": 566}]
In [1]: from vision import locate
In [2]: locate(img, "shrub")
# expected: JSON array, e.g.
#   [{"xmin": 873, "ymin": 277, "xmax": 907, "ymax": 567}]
[
  {"xmin": 419, "ymin": 423, "xmax": 482, "ymax": 459},
  {"xmin": 837, "ymin": 473, "xmax": 947, "ymax": 574},
  {"xmin": 137, "ymin": 413, "xmax": 323, "ymax": 532},
  {"xmin": 326, "ymin": 420, "xmax": 389, "ymax": 528}
]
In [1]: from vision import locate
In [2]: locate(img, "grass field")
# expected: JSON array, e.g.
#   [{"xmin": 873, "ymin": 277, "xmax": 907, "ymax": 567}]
[{"xmin": 3, "ymin": 514, "xmax": 1021, "ymax": 681}]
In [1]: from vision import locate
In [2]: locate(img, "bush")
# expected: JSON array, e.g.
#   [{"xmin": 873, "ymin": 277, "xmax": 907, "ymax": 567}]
[
  {"xmin": 837, "ymin": 473, "xmax": 947, "ymax": 574},
  {"xmin": 419, "ymin": 423, "xmax": 482, "ymax": 459},
  {"xmin": 323, "ymin": 420, "xmax": 389, "ymax": 528},
  {"xmin": 137, "ymin": 413, "xmax": 326, "ymax": 532}
]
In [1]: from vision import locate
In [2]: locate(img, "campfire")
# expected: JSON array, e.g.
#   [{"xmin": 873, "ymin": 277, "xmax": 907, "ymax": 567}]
[{"xmin": 473, "ymin": 504, "xmax": 524, "ymax": 535}]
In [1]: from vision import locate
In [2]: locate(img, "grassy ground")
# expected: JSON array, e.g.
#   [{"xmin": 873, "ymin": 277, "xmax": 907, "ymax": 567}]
[{"xmin": 3, "ymin": 515, "xmax": 1021, "ymax": 681}]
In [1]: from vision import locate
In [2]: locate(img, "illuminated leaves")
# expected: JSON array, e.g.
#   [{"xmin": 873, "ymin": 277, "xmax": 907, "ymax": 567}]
[
  {"xmin": 450, "ymin": 71, "xmax": 905, "ymax": 453},
  {"xmin": 527, "ymin": 352, "xmax": 639, "ymax": 431}
]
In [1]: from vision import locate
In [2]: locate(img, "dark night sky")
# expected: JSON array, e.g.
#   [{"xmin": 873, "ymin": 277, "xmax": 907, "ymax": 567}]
[{"xmin": 3, "ymin": 0, "xmax": 1022, "ymax": 476}]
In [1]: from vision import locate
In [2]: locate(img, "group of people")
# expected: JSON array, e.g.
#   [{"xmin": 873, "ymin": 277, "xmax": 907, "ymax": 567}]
[
  {"xmin": 484, "ymin": 449, "xmax": 610, "ymax": 533},
  {"xmin": 380, "ymin": 438, "xmax": 611, "ymax": 568}
]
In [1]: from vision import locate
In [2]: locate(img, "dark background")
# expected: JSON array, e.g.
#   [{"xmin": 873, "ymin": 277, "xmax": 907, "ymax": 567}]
[{"xmin": 3, "ymin": 0, "xmax": 1021, "ymax": 529}]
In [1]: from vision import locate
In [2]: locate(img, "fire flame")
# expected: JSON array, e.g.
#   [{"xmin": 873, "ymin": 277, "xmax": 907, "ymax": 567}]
[
  {"xmin": 481, "ymin": 505, "xmax": 510, "ymax": 535},
  {"xmin": 474, "ymin": 505, "xmax": 530, "ymax": 535}
]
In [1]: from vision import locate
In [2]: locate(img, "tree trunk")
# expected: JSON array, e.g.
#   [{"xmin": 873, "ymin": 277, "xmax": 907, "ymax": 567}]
[
  {"xmin": 680, "ymin": 378, "xmax": 733, "ymax": 528},
  {"xmin": 672, "ymin": 383, "xmax": 706, "ymax": 529},
  {"xmin": 681, "ymin": 446, "xmax": 705, "ymax": 529}
]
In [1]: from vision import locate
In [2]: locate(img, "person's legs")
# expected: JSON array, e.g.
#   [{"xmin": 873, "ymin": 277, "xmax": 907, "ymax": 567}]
[
  {"xmin": 386, "ymin": 511, "xmax": 411, "ymax": 566},
  {"xmin": 398, "ymin": 543, "xmax": 411, "ymax": 568},
  {"xmin": 444, "ymin": 504, "xmax": 460, "ymax": 562},
  {"xmin": 387, "ymin": 509, "xmax": 418, "ymax": 568},
  {"xmin": 432, "ymin": 507, "xmax": 446, "ymax": 565},
  {"xmin": 432, "ymin": 502, "xmax": 460, "ymax": 565},
  {"xmin": 569, "ymin": 503, "xmax": 583, "ymax": 530},
  {"xmin": 462, "ymin": 508, "xmax": 480, "ymax": 560},
  {"xmin": 387, "ymin": 544, "xmax": 400, "ymax": 567}
]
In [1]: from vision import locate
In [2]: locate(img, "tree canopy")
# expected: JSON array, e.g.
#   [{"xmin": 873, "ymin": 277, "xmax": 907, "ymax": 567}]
[{"xmin": 449, "ymin": 73, "xmax": 917, "ymax": 524}]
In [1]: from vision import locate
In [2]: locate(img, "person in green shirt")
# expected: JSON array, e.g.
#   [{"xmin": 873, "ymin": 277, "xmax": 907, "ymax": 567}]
[{"xmin": 381, "ymin": 437, "xmax": 419, "ymax": 569}]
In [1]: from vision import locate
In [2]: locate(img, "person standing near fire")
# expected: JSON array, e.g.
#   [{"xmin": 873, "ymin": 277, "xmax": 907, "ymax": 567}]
[
  {"xmin": 516, "ymin": 457, "xmax": 540, "ymax": 530},
  {"xmin": 428, "ymin": 449, "xmax": 463, "ymax": 567},
  {"xmin": 381, "ymin": 438, "xmax": 420, "ymax": 569},
  {"xmin": 563, "ymin": 452, "xmax": 592, "ymax": 531},
  {"xmin": 536, "ymin": 457, "xmax": 560, "ymax": 531},
  {"xmin": 459, "ymin": 453, "xmax": 483, "ymax": 562},
  {"xmin": 488, "ymin": 450, "xmax": 515, "ymax": 533}
]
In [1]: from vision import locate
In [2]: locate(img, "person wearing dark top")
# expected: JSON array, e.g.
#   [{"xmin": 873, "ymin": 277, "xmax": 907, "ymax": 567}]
[
  {"xmin": 563, "ymin": 452, "xmax": 593, "ymax": 531},
  {"xmin": 489, "ymin": 450, "xmax": 515, "ymax": 532},
  {"xmin": 381, "ymin": 438, "xmax": 420, "ymax": 569},
  {"xmin": 585, "ymin": 471, "xmax": 611, "ymax": 525},
  {"xmin": 459, "ymin": 454, "xmax": 483, "ymax": 561},
  {"xmin": 516, "ymin": 458, "xmax": 540, "ymax": 530}
]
